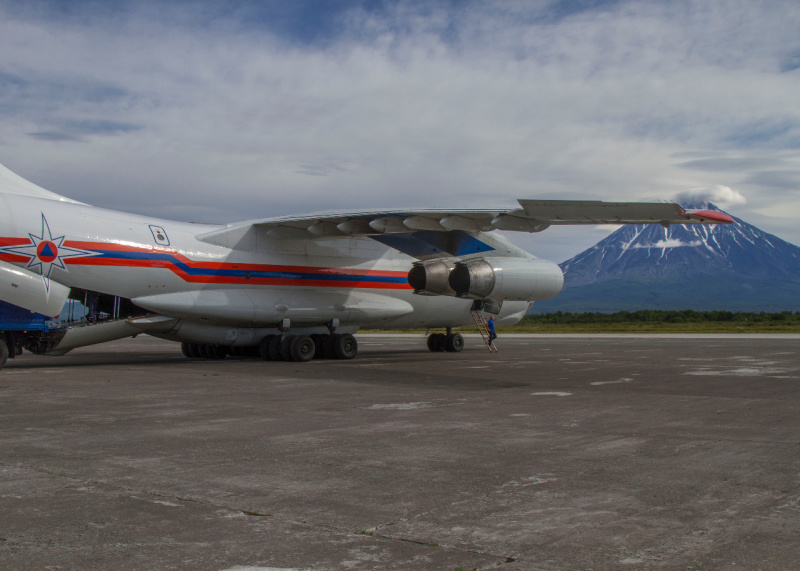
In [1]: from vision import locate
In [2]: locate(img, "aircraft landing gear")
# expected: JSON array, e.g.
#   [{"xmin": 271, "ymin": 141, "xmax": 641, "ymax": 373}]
[
  {"xmin": 181, "ymin": 333, "xmax": 358, "ymax": 363},
  {"xmin": 258, "ymin": 335, "xmax": 282, "ymax": 361},
  {"xmin": 332, "ymin": 333, "xmax": 357, "ymax": 360},
  {"xmin": 181, "ymin": 342, "xmax": 228, "ymax": 360},
  {"xmin": 427, "ymin": 331, "xmax": 464, "ymax": 353},
  {"xmin": 446, "ymin": 333, "xmax": 464, "ymax": 352},
  {"xmin": 0, "ymin": 338, "xmax": 8, "ymax": 370},
  {"xmin": 283, "ymin": 335, "xmax": 316, "ymax": 362},
  {"xmin": 254, "ymin": 333, "xmax": 356, "ymax": 362}
]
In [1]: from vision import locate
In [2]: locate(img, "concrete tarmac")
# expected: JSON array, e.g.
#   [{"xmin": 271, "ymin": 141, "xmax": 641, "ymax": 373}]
[{"xmin": 1, "ymin": 334, "xmax": 799, "ymax": 570}]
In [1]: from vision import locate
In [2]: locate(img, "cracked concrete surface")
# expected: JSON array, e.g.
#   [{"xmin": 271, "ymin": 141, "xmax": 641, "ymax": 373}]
[{"xmin": 1, "ymin": 334, "xmax": 799, "ymax": 570}]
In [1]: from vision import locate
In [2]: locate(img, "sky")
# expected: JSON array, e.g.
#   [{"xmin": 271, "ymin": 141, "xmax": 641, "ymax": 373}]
[{"xmin": 1, "ymin": 0, "xmax": 799, "ymax": 262}]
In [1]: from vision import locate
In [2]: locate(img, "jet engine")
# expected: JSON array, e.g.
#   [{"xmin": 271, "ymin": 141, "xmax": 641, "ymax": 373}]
[
  {"xmin": 408, "ymin": 257, "xmax": 563, "ymax": 301},
  {"xmin": 406, "ymin": 258, "xmax": 456, "ymax": 297}
]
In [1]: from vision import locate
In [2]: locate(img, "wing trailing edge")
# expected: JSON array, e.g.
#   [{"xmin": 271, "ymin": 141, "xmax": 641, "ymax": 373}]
[{"xmin": 196, "ymin": 200, "xmax": 733, "ymax": 248}]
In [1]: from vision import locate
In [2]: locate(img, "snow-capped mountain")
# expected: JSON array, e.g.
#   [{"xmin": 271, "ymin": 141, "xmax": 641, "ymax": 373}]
[{"xmin": 532, "ymin": 203, "xmax": 800, "ymax": 312}]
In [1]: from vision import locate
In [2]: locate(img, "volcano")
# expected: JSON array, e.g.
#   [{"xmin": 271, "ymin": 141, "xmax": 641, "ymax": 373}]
[{"xmin": 532, "ymin": 203, "xmax": 800, "ymax": 312}]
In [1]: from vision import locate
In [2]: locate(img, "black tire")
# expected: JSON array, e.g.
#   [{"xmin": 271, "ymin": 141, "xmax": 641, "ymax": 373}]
[
  {"xmin": 311, "ymin": 334, "xmax": 324, "ymax": 359},
  {"xmin": 289, "ymin": 335, "xmax": 315, "ymax": 362},
  {"xmin": 321, "ymin": 335, "xmax": 336, "ymax": 359},
  {"xmin": 181, "ymin": 342, "xmax": 193, "ymax": 358},
  {"xmin": 428, "ymin": 333, "xmax": 446, "ymax": 352},
  {"xmin": 258, "ymin": 336, "xmax": 273, "ymax": 360},
  {"xmin": 0, "ymin": 339, "xmax": 8, "ymax": 370},
  {"xmin": 268, "ymin": 335, "xmax": 283, "ymax": 361},
  {"xmin": 445, "ymin": 333, "xmax": 464, "ymax": 353},
  {"xmin": 235, "ymin": 346, "xmax": 255, "ymax": 358},
  {"xmin": 210, "ymin": 345, "xmax": 228, "ymax": 360},
  {"xmin": 280, "ymin": 336, "xmax": 294, "ymax": 361},
  {"xmin": 187, "ymin": 343, "xmax": 202, "ymax": 358},
  {"xmin": 427, "ymin": 334, "xmax": 437, "ymax": 352},
  {"xmin": 333, "ymin": 333, "xmax": 358, "ymax": 360}
]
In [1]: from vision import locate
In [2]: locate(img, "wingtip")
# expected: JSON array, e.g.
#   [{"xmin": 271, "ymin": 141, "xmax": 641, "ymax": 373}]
[{"xmin": 683, "ymin": 209, "xmax": 734, "ymax": 224}]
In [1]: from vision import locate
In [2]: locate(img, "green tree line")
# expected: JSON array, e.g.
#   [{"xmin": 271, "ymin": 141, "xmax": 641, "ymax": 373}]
[{"xmin": 522, "ymin": 310, "xmax": 800, "ymax": 325}]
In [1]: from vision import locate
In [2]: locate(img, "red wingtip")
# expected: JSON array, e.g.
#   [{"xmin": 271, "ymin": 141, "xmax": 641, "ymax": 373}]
[{"xmin": 683, "ymin": 209, "xmax": 734, "ymax": 224}]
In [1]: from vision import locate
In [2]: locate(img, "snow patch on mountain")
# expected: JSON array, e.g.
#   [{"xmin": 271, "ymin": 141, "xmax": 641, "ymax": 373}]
[
  {"xmin": 628, "ymin": 239, "xmax": 702, "ymax": 249},
  {"xmin": 533, "ymin": 202, "xmax": 800, "ymax": 312}
]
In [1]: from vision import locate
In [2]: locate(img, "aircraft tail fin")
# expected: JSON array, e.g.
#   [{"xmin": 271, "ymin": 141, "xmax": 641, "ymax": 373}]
[{"xmin": 0, "ymin": 162, "xmax": 84, "ymax": 204}]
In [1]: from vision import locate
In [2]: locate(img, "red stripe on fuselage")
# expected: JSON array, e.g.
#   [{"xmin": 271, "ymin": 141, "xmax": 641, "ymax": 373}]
[
  {"xmin": 57, "ymin": 240, "xmax": 412, "ymax": 289},
  {"xmin": 63, "ymin": 240, "xmax": 406, "ymax": 277},
  {"xmin": 0, "ymin": 238, "xmax": 38, "ymax": 263},
  {"xmin": 2, "ymin": 237, "xmax": 412, "ymax": 288},
  {"xmin": 0, "ymin": 238, "xmax": 31, "ymax": 246},
  {"xmin": 0, "ymin": 254, "xmax": 31, "ymax": 263}
]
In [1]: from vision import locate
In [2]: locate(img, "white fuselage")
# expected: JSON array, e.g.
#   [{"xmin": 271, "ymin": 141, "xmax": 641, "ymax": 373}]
[{"xmin": 0, "ymin": 191, "xmax": 547, "ymax": 340}]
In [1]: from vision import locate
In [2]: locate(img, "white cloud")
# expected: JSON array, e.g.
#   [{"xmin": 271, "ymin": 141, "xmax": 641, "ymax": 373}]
[
  {"xmin": 0, "ymin": 1, "xmax": 799, "ymax": 259},
  {"xmin": 673, "ymin": 185, "xmax": 748, "ymax": 208}
]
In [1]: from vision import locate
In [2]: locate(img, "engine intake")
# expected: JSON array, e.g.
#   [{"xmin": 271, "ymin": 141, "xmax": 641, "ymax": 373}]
[
  {"xmin": 408, "ymin": 259, "xmax": 456, "ymax": 296},
  {"xmin": 449, "ymin": 258, "xmax": 495, "ymax": 298}
]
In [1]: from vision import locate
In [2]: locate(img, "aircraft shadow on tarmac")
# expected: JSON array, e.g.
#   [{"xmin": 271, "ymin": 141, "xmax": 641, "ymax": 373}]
[{"xmin": 4, "ymin": 344, "xmax": 532, "ymax": 392}]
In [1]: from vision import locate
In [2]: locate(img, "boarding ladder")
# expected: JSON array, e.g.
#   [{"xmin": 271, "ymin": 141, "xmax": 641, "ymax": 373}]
[{"xmin": 471, "ymin": 310, "xmax": 497, "ymax": 352}]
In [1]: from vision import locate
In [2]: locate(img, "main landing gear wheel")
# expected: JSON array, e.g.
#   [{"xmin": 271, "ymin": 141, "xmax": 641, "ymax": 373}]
[
  {"xmin": 427, "ymin": 333, "xmax": 446, "ymax": 352},
  {"xmin": 0, "ymin": 339, "xmax": 8, "ymax": 370},
  {"xmin": 427, "ymin": 333, "xmax": 464, "ymax": 353},
  {"xmin": 321, "ymin": 335, "xmax": 337, "ymax": 359},
  {"xmin": 182, "ymin": 343, "xmax": 227, "ymax": 359},
  {"xmin": 333, "ymin": 333, "xmax": 357, "ymax": 360},
  {"xmin": 208, "ymin": 345, "xmax": 228, "ymax": 359},
  {"xmin": 311, "ymin": 334, "xmax": 325, "ymax": 359},
  {"xmin": 279, "ymin": 336, "xmax": 294, "ymax": 361},
  {"xmin": 259, "ymin": 335, "xmax": 317, "ymax": 362},
  {"xmin": 254, "ymin": 333, "xmax": 357, "ymax": 362},
  {"xmin": 289, "ymin": 335, "xmax": 316, "ymax": 362},
  {"xmin": 230, "ymin": 346, "xmax": 257, "ymax": 358},
  {"xmin": 258, "ymin": 335, "xmax": 275, "ymax": 361},
  {"xmin": 446, "ymin": 333, "xmax": 464, "ymax": 352},
  {"xmin": 258, "ymin": 335, "xmax": 282, "ymax": 361}
]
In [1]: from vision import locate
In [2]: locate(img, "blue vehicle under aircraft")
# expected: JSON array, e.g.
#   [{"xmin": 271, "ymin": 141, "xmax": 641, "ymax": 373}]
[{"xmin": 0, "ymin": 299, "xmax": 57, "ymax": 367}]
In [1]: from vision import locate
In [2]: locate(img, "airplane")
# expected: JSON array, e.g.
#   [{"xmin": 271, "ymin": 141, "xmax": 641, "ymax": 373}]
[{"xmin": 0, "ymin": 161, "xmax": 733, "ymax": 368}]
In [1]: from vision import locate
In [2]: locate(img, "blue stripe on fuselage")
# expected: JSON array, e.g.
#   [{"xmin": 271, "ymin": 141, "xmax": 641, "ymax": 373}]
[{"xmin": 86, "ymin": 249, "xmax": 407, "ymax": 283}]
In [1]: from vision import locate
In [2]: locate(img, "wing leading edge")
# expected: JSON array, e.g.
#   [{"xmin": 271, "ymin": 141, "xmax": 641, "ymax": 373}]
[{"xmin": 196, "ymin": 199, "xmax": 733, "ymax": 247}]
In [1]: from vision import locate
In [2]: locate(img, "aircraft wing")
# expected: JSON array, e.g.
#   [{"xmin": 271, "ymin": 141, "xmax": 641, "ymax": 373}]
[{"xmin": 197, "ymin": 200, "xmax": 732, "ymax": 246}]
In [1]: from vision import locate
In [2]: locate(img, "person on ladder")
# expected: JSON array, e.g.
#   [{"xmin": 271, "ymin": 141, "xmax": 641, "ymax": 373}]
[{"xmin": 487, "ymin": 315, "xmax": 498, "ymax": 352}]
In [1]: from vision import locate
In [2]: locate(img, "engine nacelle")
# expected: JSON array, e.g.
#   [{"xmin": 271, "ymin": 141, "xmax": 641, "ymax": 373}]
[
  {"xmin": 408, "ymin": 256, "xmax": 563, "ymax": 301},
  {"xmin": 407, "ymin": 259, "xmax": 457, "ymax": 296},
  {"xmin": 448, "ymin": 257, "xmax": 563, "ymax": 301}
]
